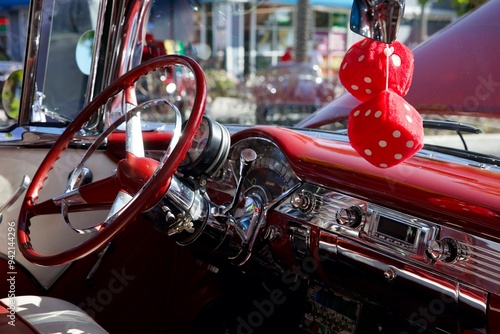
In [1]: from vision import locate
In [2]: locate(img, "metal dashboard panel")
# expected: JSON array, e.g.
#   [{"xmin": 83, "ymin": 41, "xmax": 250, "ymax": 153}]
[
  {"xmin": 275, "ymin": 182, "xmax": 500, "ymax": 296},
  {"xmin": 273, "ymin": 182, "xmax": 496, "ymax": 332}
]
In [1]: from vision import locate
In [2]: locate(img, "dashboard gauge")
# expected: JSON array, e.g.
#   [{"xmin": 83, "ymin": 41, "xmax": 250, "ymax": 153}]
[
  {"xmin": 179, "ymin": 116, "xmax": 231, "ymax": 177},
  {"xmin": 230, "ymin": 138, "xmax": 300, "ymax": 201}
]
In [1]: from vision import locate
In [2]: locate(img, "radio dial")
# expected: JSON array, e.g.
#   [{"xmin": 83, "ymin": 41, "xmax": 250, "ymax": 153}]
[
  {"xmin": 290, "ymin": 191, "xmax": 316, "ymax": 213},
  {"xmin": 427, "ymin": 237, "xmax": 468, "ymax": 263},
  {"xmin": 336, "ymin": 206, "xmax": 363, "ymax": 228}
]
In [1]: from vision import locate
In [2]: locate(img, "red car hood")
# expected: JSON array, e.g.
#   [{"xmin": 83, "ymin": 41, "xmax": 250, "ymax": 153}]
[{"xmin": 298, "ymin": 0, "xmax": 500, "ymax": 128}]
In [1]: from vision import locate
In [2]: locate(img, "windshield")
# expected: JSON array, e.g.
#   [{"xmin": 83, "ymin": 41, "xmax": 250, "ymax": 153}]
[
  {"xmin": 0, "ymin": 0, "xmax": 498, "ymax": 158},
  {"xmin": 41, "ymin": 0, "xmax": 99, "ymax": 120}
]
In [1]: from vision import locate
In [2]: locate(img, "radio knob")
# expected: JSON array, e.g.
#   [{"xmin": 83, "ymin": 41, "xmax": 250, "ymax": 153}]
[
  {"xmin": 336, "ymin": 205, "xmax": 363, "ymax": 228},
  {"xmin": 290, "ymin": 191, "xmax": 315, "ymax": 213},
  {"xmin": 427, "ymin": 237, "xmax": 465, "ymax": 263}
]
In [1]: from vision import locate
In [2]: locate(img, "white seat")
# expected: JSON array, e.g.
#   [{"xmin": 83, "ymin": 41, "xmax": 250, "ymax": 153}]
[{"xmin": 0, "ymin": 295, "xmax": 108, "ymax": 334}]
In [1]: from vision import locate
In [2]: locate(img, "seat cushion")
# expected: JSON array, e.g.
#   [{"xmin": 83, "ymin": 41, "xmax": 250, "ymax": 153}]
[{"xmin": 0, "ymin": 295, "xmax": 108, "ymax": 334}]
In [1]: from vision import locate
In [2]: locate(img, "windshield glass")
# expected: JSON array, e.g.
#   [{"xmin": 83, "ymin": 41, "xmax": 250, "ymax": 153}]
[
  {"xmin": 1, "ymin": 0, "xmax": 498, "ymax": 159},
  {"xmin": 40, "ymin": 0, "xmax": 99, "ymax": 120}
]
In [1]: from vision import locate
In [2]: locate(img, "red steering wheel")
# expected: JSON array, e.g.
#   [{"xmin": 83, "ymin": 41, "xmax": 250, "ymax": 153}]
[{"xmin": 18, "ymin": 55, "xmax": 206, "ymax": 266}]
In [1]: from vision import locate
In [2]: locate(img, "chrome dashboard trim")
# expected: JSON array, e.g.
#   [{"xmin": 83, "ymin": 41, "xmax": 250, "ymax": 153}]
[
  {"xmin": 19, "ymin": 0, "xmax": 43, "ymax": 126},
  {"xmin": 334, "ymin": 236, "xmax": 488, "ymax": 332},
  {"xmin": 434, "ymin": 225, "xmax": 500, "ymax": 293},
  {"xmin": 367, "ymin": 203, "xmax": 439, "ymax": 256},
  {"xmin": 277, "ymin": 182, "xmax": 500, "ymax": 295}
]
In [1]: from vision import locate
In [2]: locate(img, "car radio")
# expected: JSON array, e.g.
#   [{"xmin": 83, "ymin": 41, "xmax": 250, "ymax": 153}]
[
  {"xmin": 277, "ymin": 184, "xmax": 440, "ymax": 264},
  {"xmin": 364, "ymin": 204, "xmax": 439, "ymax": 257},
  {"xmin": 373, "ymin": 216, "xmax": 418, "ymax": 248}
]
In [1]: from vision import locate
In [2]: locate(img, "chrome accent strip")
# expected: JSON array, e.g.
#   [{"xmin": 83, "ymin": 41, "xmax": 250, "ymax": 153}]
[
  {"xmin": 53, "ymin": 189, "xmax": 88, "ymax": 207},
  {"xmin": 85, "ymin": 0, "xmax": 152, "ymax": 130},
  {"xmin": 108, "ymin": 191, "xmax": 133, "ymax": 219},
  {"xmin": 337, "ymin": 236, "xmax": 459, "ymax": 298},
  {"xmin": 86, "ymin": 0, "xmax": 106, "ymax": 103},
  {"xmin": 433, "ymin": 226, "xmax": 500, "ymax": 294},
  {"xmin": 0, "ymin": 175, "xmax": 30, "ymax": 213},
  {"xmin": 86, "ymin": 242, "xmax": 112, "ymax": 281},
  {"xmin": 93, "ymin": 0, "xmax": 152, "ymax": 94},
  {"xmin": 19, "ymin": 0, "xmax": 44, "ymax": 126},
  {"xmin": 319, "ymin": 240, "xmax": 337, "ymax": 254},
  {"xmin": 61, "ymin": 198, "xmax": 106, "ymax": 235},
  {"xmin": 458, "ymin": 284, "xmax": 488, "ymax": 332}
]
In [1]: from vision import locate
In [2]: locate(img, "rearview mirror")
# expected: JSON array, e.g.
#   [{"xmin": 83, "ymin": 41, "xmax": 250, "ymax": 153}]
[{"xmin": 350, "ymin": 0, "xmax": 405, "ymax": 44}]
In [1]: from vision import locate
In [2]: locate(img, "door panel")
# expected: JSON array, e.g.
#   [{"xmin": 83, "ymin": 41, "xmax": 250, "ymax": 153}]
[{"xmin": 0, "ymin": 147, "xmax": 117, "ymax": 288}]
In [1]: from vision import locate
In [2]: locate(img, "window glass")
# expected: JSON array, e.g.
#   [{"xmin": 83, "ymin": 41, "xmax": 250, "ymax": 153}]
[
  {"xmin": 38, "ymin": 0, "xmax": 99, "ymax": 122},
  {"xmin": 315, "ymin": 11, "xmax": 329, "ymax": 28}
]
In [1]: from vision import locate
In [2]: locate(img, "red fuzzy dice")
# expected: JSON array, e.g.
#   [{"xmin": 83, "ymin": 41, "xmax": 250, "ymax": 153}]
[
  {"xmin": 339, "ymin": 38, "xmax": 414, "ymax": 102},
  {"xmin": 348, "ymin": 91, "xmax": 424, "ymax": 168}
]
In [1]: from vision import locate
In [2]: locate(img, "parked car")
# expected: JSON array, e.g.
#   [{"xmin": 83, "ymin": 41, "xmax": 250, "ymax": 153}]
[
  {"xmin": 0, "ymin": 0, "xmax": 499, "ymax": 333},
  {"xmin": 248, "ymin": 61, "xmax": 337, "ymax": 125}
]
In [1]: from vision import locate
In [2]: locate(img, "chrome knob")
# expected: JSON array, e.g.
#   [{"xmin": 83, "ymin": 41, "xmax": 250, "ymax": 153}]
[
  {"xmin": 427, "ymin": 239, "xmax": 451, "ymax": 261},
  {"xmin": 336, "ymin": 205, "xmax": 363, "ymax": 228},
  {"xmin": 265, "ymin": 225, "xmax": 282, "ymax": 242},
  {"xmin": 239, "ymin": 148, "xmax": 257, "ymax": 178},
  {"xmin": 383, "ymin": 267, "xmax": 397, "ymax": 280},
  {"xmin": 427, "ymin": 237, "xmax": 467, "ymax": 263},
  {"xmin": 290, "ymin": 191, "xmax": 315, "ymax": 213}
]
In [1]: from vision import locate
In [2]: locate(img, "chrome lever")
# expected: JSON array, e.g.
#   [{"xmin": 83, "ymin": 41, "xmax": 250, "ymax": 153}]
[
  {"xmin": 222, "ymin": 148, "xmax": 257, "ymax": 216},
  {"xmin": 86, "ymin": 242, "xmax": 112, "ymax": 282},
  {"xmin": 0, "ymin": 175, "xmax": 31, "ymax": 214}
]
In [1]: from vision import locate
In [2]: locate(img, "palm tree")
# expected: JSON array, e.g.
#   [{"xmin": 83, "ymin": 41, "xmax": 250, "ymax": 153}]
[
  {"xmin": 295, "ymin": 0, "xmax": 310, "ymax": 63},
  {"xmin": 417, "ymin": 0, "xmax": 430, "ymax": 43}
]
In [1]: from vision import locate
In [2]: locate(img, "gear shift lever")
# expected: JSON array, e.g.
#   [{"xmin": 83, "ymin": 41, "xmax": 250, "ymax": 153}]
[
  {"xmin": 350, "ymin": 0, "xmax": 405, "ymax": 43},
  {"xmin": 222, "ymin": 148, "xmax": 257, "ymax": 216}
]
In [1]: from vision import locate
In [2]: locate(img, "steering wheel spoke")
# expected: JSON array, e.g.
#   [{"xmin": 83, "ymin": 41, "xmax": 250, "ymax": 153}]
[
  {"xmin": 56, "ymin": 175, "xmax": 120, "ymax": 206},
  {"xmin": 18, "ymin": 55, "xmax": 207, "ymax": 266},
  {"xmin": 125, "ymin": 111, "xmax": 145, "ymax": 158}
]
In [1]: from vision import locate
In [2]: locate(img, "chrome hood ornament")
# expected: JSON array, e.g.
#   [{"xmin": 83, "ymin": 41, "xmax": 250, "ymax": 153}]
[{"xmin": 350, "ymin": 0, "xmax": 405, "ymax": 44}]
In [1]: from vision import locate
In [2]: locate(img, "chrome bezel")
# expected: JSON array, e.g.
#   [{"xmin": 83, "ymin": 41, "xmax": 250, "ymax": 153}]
[{"xmin": 366, "ymin": 203, "xmax": 439, "ymax": 256}]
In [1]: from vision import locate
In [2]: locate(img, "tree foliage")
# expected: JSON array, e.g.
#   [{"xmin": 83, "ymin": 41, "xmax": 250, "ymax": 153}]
[
  {"xmin": 452, "ymin": 0, "xmax": 488, "ymax": 15},
  {"xmin": 418, "ymin": 0, "xmax": 488, "ymax": 16}
]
